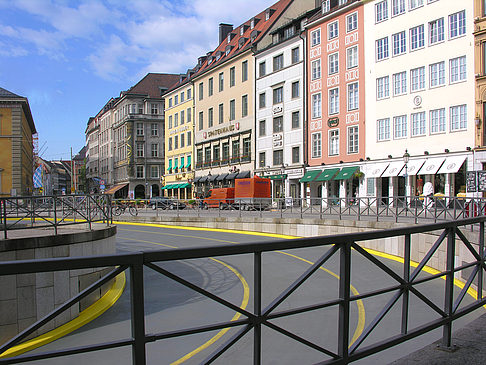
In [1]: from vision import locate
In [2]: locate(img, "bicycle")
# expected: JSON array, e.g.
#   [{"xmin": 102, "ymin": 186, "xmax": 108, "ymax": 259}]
[{"xmin": 111, "ymin": 202, "xmax": 138, "ymax": 216}]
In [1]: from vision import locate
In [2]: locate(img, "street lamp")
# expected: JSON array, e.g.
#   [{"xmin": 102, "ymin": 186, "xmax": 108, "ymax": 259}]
[{"xmin": 403, "ymin": 149, "xmax": 410, "ymax": 204}]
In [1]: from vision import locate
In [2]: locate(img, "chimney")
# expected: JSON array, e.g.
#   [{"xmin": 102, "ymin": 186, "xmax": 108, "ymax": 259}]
[{"xmin": 219, "ymin": 23, "xmax": 233, "ymax": 44}]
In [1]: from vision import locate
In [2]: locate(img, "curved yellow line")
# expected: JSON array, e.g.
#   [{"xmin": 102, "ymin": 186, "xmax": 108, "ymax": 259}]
[{"xmin": 0, "ymin": 272, "xmax": 126, "ymax": 358}]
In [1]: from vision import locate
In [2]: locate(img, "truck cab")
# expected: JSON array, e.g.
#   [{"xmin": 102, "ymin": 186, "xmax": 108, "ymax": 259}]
[{"xmin": 203, "ymin": 188, "xmax": 235, "ymax": 209}]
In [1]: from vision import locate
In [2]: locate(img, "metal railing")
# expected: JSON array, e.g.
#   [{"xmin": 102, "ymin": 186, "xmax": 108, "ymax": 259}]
[
  {"xmin": 0, "ymin": 194, "xmax": 112, "ymax": 239},
  {"xmin": 1, "ymin": 217, "xmax": 485, "ymax": 364}
]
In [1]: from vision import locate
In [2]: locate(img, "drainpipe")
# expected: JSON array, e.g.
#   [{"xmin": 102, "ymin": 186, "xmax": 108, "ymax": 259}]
[{"xmin": 299, "ymin": 29, "xmax": 308, "ymax": 202}]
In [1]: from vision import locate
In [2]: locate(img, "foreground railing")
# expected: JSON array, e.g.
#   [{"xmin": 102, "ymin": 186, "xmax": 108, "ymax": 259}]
[
  {"xmin": 0, "ymin": 194, "xmax": 112, "ymax": 239},
  {"xmin": 1, "ymin": 217, "xmax": 485, "ymax": 364}
]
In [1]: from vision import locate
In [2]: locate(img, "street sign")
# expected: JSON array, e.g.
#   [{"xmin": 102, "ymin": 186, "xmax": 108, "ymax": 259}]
[{"xmin": 100, "ymin": 184, "xmax": 105, "ymax": 190}]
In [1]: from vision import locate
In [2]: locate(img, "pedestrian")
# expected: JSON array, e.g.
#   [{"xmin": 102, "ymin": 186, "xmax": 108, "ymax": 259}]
[{"xmin": 423, "ymin": 181, "xmax": 434, "ymax": 209}]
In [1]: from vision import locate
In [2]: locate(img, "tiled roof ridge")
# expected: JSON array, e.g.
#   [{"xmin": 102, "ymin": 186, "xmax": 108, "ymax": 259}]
[{"xmin": 0, "ymin": 86, "xmax": 22, "ymax": 98}]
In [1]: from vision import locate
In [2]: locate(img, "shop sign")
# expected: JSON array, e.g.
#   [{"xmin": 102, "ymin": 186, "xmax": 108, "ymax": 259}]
[{"xmin": 328, "ymin": 117, "xmax": 339, "ymax": 128}]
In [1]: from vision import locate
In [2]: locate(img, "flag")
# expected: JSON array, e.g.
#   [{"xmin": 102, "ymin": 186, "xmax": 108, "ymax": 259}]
[{"xmin": 33, "ymin": 165, "xmax": 43, "ymax": 188}]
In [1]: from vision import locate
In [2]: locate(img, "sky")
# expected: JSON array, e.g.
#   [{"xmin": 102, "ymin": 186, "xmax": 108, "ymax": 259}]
[{"xmin": 0, "ymin": 0, "xmax": 275, "ymax": 160}]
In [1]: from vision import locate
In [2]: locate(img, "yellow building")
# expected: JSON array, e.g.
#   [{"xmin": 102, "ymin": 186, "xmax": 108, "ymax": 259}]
[
  {"xmin": 163, "ymin": 74, "xmax": 195, "ymax": 199},
  {"xmin": 475, "ymin": 0, "xmax": 486, "ymax": 149},
  {"xmin": 0, "ymin": 87, "xmax": 36, "ymax": 196}
]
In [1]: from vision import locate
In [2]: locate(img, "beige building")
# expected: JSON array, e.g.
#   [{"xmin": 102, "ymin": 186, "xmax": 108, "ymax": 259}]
[{"xmin": 475, "ymin": 0, "xmax": 486, "ymax": 150}]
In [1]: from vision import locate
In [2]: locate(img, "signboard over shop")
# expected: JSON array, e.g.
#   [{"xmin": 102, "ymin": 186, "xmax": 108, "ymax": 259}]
[{"xmin": 203, "ymin": 122, "xmax": 240, "ymax": 139}]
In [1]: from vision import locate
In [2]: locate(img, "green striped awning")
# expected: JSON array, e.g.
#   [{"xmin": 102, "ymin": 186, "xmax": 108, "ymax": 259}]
[
  {"xmin": 299, "ymin": 170, "xmax": 321, "ymax": 182},
  {"xmin": 334, "ymin": 166, "xmax": 359, "ymax": 180},
  {"xmin": 315, "ymin": 168, "xmax": 340, "ymax": 182},
  {"xmin": 186, "ymin": 155, "xmax": 191, "ymax": 168},
  {"xmin": 167, "ymin": 159, "xmax": 172, "ymax": 171},
  {"xmin": 179, "ymin": 183, "xmax": 190, "ymax": 188}
]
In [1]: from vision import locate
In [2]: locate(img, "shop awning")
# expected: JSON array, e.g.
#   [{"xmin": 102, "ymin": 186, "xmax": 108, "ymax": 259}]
[
  {"xmin": 179, "ymin": 183, "xmax": 191, "ymax": 188},
  {"xmin": 208, "ymin": 174, "xmax": 218, "ymax": 182},
  {"xmin": 417, "ymin": 157, "xmax": 445, "ymax": 175},
  {"xmin": 398, "ymin": 159, "xmax": 426, "ymax": 176},
  {"xmin": 236, "ymin": 171, "xmax": 250, "ymax": 179},
  {"xmin": 315, "ymin": 168, "xmax": 340, "ymax": 182},
  {"xmin": 199, "ymin": 176, "xmax": 208, "ymax": 183},
  {"xmin": 103, "ymin": 183, "xmax": 128, "ymax": 195},
  {"xmin": 299, "ymin": 170, "xmax": 321, "ymax": 182},
  {"xmin": 186, "ymin": 155, "xmax": 192, "ymax": 168},
  {"xmin": 334, "ymin": 166, "xmax": 359, "ymax": 180},
  {"xmin": 216, "ymin": 173, "xmax": 228, "ymax": 181},
  {"xmin": 167, "ymin": 160, "xmax": 172, "ymax": 172},
  {"xmin": 365, "ymin": 163, "xmax": 389, "ymax": 178},
  {"xmin": 193, "ymin": 176, "xmax": 201, "ymax": 183},
  {"xmin": 381, "ymin": 161, "xmax": 405, "ymax": 177},
  {"xmin": 265, "ymin": 174, "xmax": 287, "ymax": 180},
  {"xmin": 226, "ymin": 172, "xmax": 238, "ymax": 180},
  {"xmin": 437, "ymin": 155, "xmax": 467, "ymax": 174},
  {"xmin": 165, "ymin": 183, "xmax": 180, "ymax": 189},
  {"xmin": 173, "ymin": 159, "xmax": 179, "ymax": 169}
]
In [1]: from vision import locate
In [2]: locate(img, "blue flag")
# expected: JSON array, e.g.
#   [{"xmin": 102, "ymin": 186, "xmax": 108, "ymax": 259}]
[{"xmin": 33, "ymin": 165, "xmax": 43, "ymax": 188}]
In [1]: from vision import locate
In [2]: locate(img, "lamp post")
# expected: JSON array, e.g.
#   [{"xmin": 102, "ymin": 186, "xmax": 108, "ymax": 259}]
[{"xmin": 403, "ymin": 149, "xmax": 410, "ymax": 205}]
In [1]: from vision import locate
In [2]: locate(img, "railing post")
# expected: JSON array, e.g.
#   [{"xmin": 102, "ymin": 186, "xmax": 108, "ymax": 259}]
[
  {"xmin": 479, "ymin": 221, "xmax": 484, "ymax": 301},
  {"xmin": 254, "ymin": 251, "xmax": 262, "ymax": 365},
  {"xmin": 338, "ymin": 241, "xmax": 351, "ymax": 362},
  {"xmin": 88, "ymin": 196, "xmax": 92, "ymax": 231},
  {"xmin": 2, "ymin": 198, "xmax": 7, "ymax": 239},
  {"xmin": 441, "ymin": 226, "xmax": 456, "ymax": 349},
  {"xmin": 131, "ymin": 255, "xmax": 146, "ymax": 365},
  {"xmin": 53, "ymin": 197, "xmax": 58, "ymax": 235},
  {"xmin": 401, "ymin": 234, "xmax": 411, "ymax": 335},
  {"xmin": 31, "ymin": 196, "xmax": 35, "ymax": 227}
]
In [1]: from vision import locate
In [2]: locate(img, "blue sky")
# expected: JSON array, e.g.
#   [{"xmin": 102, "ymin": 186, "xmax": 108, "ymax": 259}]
[{"xmin": 0, "ymin": 0, "xmax": 275, "ymax": 160}]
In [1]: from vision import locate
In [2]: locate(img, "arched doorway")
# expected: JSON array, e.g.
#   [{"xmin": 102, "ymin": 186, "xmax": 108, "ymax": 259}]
[
  {"xmin": 134, "ymin": 184, "xmax": 145, "ymax": 199},
  {"xmin": 151, "ymin": 184, "xmax": 160, "ymax": 197}
]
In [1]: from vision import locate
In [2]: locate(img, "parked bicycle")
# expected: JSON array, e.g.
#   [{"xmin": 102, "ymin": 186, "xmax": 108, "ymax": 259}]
[{"xmin": 111, "ymin": 202, "xmax": 138, "ymax": 216}]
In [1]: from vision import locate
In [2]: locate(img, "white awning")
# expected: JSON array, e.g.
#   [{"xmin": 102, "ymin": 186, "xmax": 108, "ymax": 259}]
[
  {"xmin": 437, "ymin": 155, "xmax": 467, "ymax": 174},
  {"xmin": 398, "ymin": 159, "xmax": 426, "ymax": 176},
  {"xmin": 381, "ymin": 161, "xmax": 405, "ymax": 177},
  {"xmin": 365, "ymin": 163, "xmax": 390, "ymax": 178},
  {"xmin": 417, "ymin": 157, "xmax": 445, "ymax": 175}
]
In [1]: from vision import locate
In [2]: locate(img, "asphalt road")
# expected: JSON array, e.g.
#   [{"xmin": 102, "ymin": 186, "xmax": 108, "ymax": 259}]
[{"xmin": 25, "ymin": 222, "xmax": 485, "ymax": 364}]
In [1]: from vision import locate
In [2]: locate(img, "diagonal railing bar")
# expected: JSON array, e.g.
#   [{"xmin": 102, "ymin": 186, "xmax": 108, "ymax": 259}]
[
  {"xmin": 351, "ymin": 243, "xmax": 406, "ymax": 286},
  {"xmin": 263, "ymin": 245, "xmax": 339, "ymax": 317},
  {"xmin": 410, "ymin": 229, "xmax": 447, "ymax": 282},
  {"xmin": 453, "ymin": 265, "xmax": 479, "ymax": 314},
  {"xmin": 455, "ymin": 228, "xmax": 482, "ymax": 262},
  {"xmin": 349, "ymin": 289, "xmax": 403, "ymax": 355},
  {"xmin": 263, "ymin": 320, "xmax": 339, "ymax": 359},
  {"xmin": 0, "ymin": 265, "xmax": 126, "ymax": 354},
  {"xmin": 267, "ymin": 298, "xmax": 343, "ymax": 321},
  {"xmin": 350, "ymin": 283, "xmax": 404, "ymax": 302},
  {"xmin": 408, "ymin": 285, "xmax": 446, "ymax": 317},
  {"xmin": 202, "ymin": 325, "xmax": 253, "ymax": 365},
  {"xmin": 145, "ymin": 262, "xmax": 255, "ymax": 320}
]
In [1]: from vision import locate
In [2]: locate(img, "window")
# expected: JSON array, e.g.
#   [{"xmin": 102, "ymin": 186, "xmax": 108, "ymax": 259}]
[
  {"xmin": 375, "ymin": 0, "xmax": 388, "ymax": 23},
  {"xmin": 450, "ymin": 56, "xmax": 466, "ymax": 83},
  {"xmin": 208, "ymin": 108, "xmax": 213, "ymax": 128},
  {"xmin": 174, "ymin": 135, "xmax": 178, "ymax": 149},
  {"xmin": 377, "ymin": 76, "xmax": 390, "ymax": 99},
  {"xmin": 450, "ymin": 104, "xmax": 467, "ymax": 131},
  {"xmin": 376, "ymin": 37, "xmax": 389, "ymax": 61},
  {"xmin": 150, "ymin": 165, "xmax": 159, "ymax": 179},
  {"xmin": 347, "ymin": 82, "xmax": 359, "ymax": 111},
  {"xmin": 329, "ymin": 88, "xmax": 339, "ymax": 115},
  {"xmin": 168, "ymin": 98, "xmax": 173, "ymax": 108},
  {"xmin": 291, "ymin": 47, "xmax": 300, "ymax": 64},
  {"xmin": 259, "ymin": 61, "xmax": 266, "ymax": 77},
  {"xmin": 213, "ymin": 145, "xmax": 220, "ymax": 162},
  {"xmin": 136, "ymin": 143, "xmax": 144, "ymax": 157},
  {"xmin": 392, "ymin": 31, "xmax": 406, "ymax": 56},
  {"xmin": 222, "ymin": 142, "xmax": 229, "ymax": 161},
  {"xmin": 187, "ymin": 108, "xmax": 191, "ymax": 123},
  {"xmin": 273, "ymin": 54, "xmax": 284, "ymax": 71},
  {"xmin": 205, "ymin": 147, "xmax": 211, "ymax": 163},
  {"xmin": 410, "ymin": 66, "xmax": 425, "ymax": 91},
  {"xmin": 273, "ymin": 150, "xmax": 283, "ymax": 166},
  {"xmin": 187, "ymin": 89, "xmax": 192, "ymax": 99},
  {"xmin": 174, "ymin": 113, "xmax": 179, "ymax": 127},
  {"xmin": 348, "ymin": 126, "xmax": 359, "ymax": 154},
  {"xmin": 292, "ymin": 111, "xmax": 300, "ymax": 129},
  {"xmin": 219, "ymin": 72, "xmax": 224, "ymax": 91},
  {"xmin": 259, "ymin": 120, "xmax": 266, "ymax": 136},
  {"xmin": 411, "ymin": 112, "xmax": 426, "ymax": 136},
  {"xmin": 392, "ymin": 0, "xmax": 405, "ymax": 16},
  {"xmin": 429, "ymin": 61, "xmax": 445, "ymax": 87},
  {"xmin": 242, "ymin": 95, "xmax": 248, "ymax": 117},
  {"xmin": 168, "ymin": 137, "xmax": 172, "ymax": 151},
  {"xmin": 241, "ymin": 61, "xmax": 248, "ymax": 82},
  {"xmin": 429, "ymin": 18, "xmax": 444, "ymax": 45},
  {"xmin": 410, "ymin": 25, "xmax": 424, "ymax": 51},
  {"xmin": 377, "ymin": 118, "xmax": 390, "ymax": 141},
  {"xmin": 430, "ymin": 108, "xmax": 445, "ymax": 133},
  {"xmin": 273, "ymin": 116, "xmax": 283, "ymax": 133},
  {"xmin": 311, "ymin": 29, "xmax": 321, "ymax": 47},
  {"xmin": 219, "ymin": 104, "xmax": 224, "ymax": 124},
  {"xmin": 329, "ymin": 53, "xmax": 339, "ymax": 75},
  {"xmin": 311, "ymin": 132, "xmax": 322, "ymax": 158},
  {"xmin": 311, "ymin": 59, "xmax": 321, "ymax": 80},
  {"xmin": 181, "ymin": 92, "xmax": 185, "ymax": 102},
  {"xmin": 409, "ymin": 0, "xmax": 423, "ymax": 10},
  {"xmin": 151, "ymin": 123, "xmax": 158, "ymax": 136},
  {"xmin": 329, "ymin": 130, "xmax": 339, "ymax": 156},
  {"xmin": 151, "ymin": 143, "xmax": 158, "ymax": 157},
  {"xmin": 180, "ymin": 110, "xmax": 185, "ymax": 124},
  {"xmin": 229, "ymin": 100, "xmax": 235, "ymax": 121},
  {"xmin": 393, "ymin": 71, "xmax": 407, "ymax": 95},
  {"xmin": 197, "ymin": 149, "xmax": 203, "ymax": 166},
  {"xmin": 259, "ymin": 152, "xmax": 266, "ymax": 168},
  {"xmin": 180, "ymin": 133, "xmax": 185, "ymax": 148},
  {"xmin": 151, "ymin": 103, "xmax": 159, "ymax": 114},
  {"xmin": 136, "ymin": 123, "xmax": 144, "ymax": 136},
  {"xmin": 232, "ymin": 140, "xmax": 240, "ymax": 158},
  {"xmin": 312, "ymin": 93, "xmax": 322, "ymax": 119},
  {"xmin": 136, "ymin": 166, "xmax": 144, "ymax": 179},
  {"xmin": 208, "ymin": 77, "xmax": 214, "ymax": 96},
  {"xmin": 328, "ymin": 21, "xmax": 338, "ymax": 39},
  {"xmin": 273, "ymin": 86, "xmax": 283, "ymax": 104},
  {"xmin": 174, "ymin": 95, "xmax": 178, "ymax": 105},
  {"xmin": 230, "ymin": 67, "xmax": 236, "ymax": 87},
  {"xmin": 346, "ymin": 46, "xmax": 358, "ymax": 69},
  {"xmin": 198, "ymin": 111, "xmax": 203, "ymax": 130},
  {"xmin": 291, "ymin": 146, "xmax": 299, "ymax": 164},
  {"xmin": 292, "ymin": 81, "xmax": 300, "ymax": 98},
  {"xmin": 259, "ymin": 93, "xmax": 266, "ymax": 108},
  {"xmin": 346, "ymin": 12, "xmax": 358, "ymax": 32},
  {"xmin": 393, "ymin": 115, "xmax": 407, "ymax": 138},
  {"xmin": 199, "ymin": 82, "xmax": 203, "ymax": 100}
]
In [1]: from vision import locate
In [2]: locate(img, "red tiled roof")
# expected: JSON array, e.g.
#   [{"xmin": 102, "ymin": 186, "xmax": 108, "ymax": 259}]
[{"xmin": 127, "ymin": 73, "xmax": 181, "ymax": 98}]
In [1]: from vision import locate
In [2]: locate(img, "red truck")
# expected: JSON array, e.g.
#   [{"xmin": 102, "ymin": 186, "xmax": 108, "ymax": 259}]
[{"xmin": 203, "ymin": 176, "xmax": 271, "ymax": 210}]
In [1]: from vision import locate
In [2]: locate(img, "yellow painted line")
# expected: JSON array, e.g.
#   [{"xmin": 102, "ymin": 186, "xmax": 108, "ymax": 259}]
[
  {"xmin": 0, "ymin": 272, "xmax": 126, "ymax": 359},
  {"xmin": 118, "ymin": 236, "xmax": 178, "ymax": 249}
]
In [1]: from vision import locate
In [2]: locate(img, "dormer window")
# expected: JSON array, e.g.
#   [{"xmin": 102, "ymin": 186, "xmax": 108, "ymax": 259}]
[
  {"xmin": 227, "ymin": 32, "xmax": 235, "ymax": 43},
  {"xmin": 265, "ymin": 8, "xmax": 275, "ymax": 20},
  {"xmin": 322, "ymin": 0, "xmax": 330, "ymax": 13},
  {"xmin": 251, "ymin": 30, "xmax": 260, "ymax": 42},
  {"xmin": 240, "ymin": 27, "xmax": 244, "ymax": 36},
  {"xmin": 225, "ymin": 45, "xmax": 233, "ymax": 56},
  {"xmin": 215, "ymin": 51, "xmax": 222, "ymax": 61},
  {"xmin": 238, "ymin": 37, "xmax": 248, "ymax": 49},
  {"xmin": 251, "ymin": 18, "xmax": 255, "ymax": 29}
]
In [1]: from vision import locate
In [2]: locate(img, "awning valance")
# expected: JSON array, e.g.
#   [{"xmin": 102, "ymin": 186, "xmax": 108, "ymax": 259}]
[
  {"xmin": 299, "ymin": 170, "xmax": 321, "ymax": 182},
  {"xmin": 226, "ymin": 172, "xmax": 238, "ymax": 180},
  {"xmin": 437, "ymin": 155, "xmax": 467, "ymax": 174},
  {"xmin": 208, "ymin": 174, "xmax": 219, "ymax": 182},
  {"xmin": 236, "ymin": 171, "xmax": 250, "ymax": 179},
  {"xmin": 365, "ymin": 163, "xmax": 389, "ymax": 178},
  {"xmin": 193, "ymin": 176, "xmax": 201, "ymax": 183},
  {"xmin": 315, "ymin": 168, "xmax": 340, "ymax": 182},
  {"xmin": 103, "ymin": 183, "xmax": 128, "ymax": 195},
  {"xmin": 399, "ymin": 159, "xmax": 426, "ymax": 176},
  {"xmin": 179, "ymin": 183, "xmax": 191, "ymax": 188},
  {"xmin": 381, "ymin": 161, "xmax": 405, "ymax": 177},
  {"xmin": 417, "ymin": 157, "xmax": 445, "ymax": 175},
  {"xmin": 216, "ymin": 173, "xmax": 228, "ymax": 181},
  {"xmin": 334, "ymin": 166, "xmax": 359, "ymax": 180}
]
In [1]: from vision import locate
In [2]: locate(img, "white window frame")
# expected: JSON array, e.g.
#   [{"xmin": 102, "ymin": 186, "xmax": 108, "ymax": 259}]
[
  {"xmin": 346, "ymin": 12, "xmax": 358, "ymax": 33},
  {"xmin": 329, "ymin": 88, "xmax": 339, "ymax": 115},
  {"xmin": 375, "ymin": 0, "xmax": 389, "ymax": 23},
  {"xmin": 376, "ymin": 37, "xmax": 389, "ymax": 61},
  {"xmin": 377, "ymin": 118, "xmax": 391, "ymax": 141},
  {"xmin": 311, "ymin": 132, "xmax": 322, "ymax": 158},
  {"xmin": 411, "ymin": 112, "xmax": 426, "ymax": 136},
  {"xmin": 410, "ymin": 66, "xmax": 425, "ymax": 92},
  {"xmin": 377, "ymin": 76, "xmax": 390, "ymax": 100},
  {"xmin": 393, "ymin": 71, "xmax": 407, "ymax": 96},
  {"xmin": 449, "ymin": 10, "xmax": 466, "ymax": 39},
  {"xmin": 329, "ymin": 129, "xmax": 339, "ymax": 156},
  {"xmin": 392, "ymin": 0, "xmax": 405, "ymax": 17},
  {"xmin": 393, "ymin": 115, "xmax": 408, "ymax": 139},
  {"xmin": 450, "ymin": 104, "xmax": 467, "ymax": 131},
  {"xmin": 328, "ymin": 21, "xmax": 339, "ymax": 40},
  {"xmin": 347, "ymin": 125, "xmax": 359, "ymax": 154},
  {"xmin": 392, "ymin": 31, "xmax": 406, "ymax": 56},
  {"xmin": 429, "ymin": 61, "xmax": 445, "ymax": 88},
  {"xmin": 429, "ymin": 17, "xmax": 444, "ymax": 45},
  {"xmin": 311, "ymin": 59, "xmax": 321, "ymax": 80},
  {"xmin": 450, "ymin": 56, "xmax": 466, "ymax": 84},
  {"xmin": 311, "ymin": 29, "xmax": 321, "ymax": 47},
  {"xmin": 347, "ymin": 82, "xmax": 359, "ymax": 111},
  {"xmin": 312, "ymin": 93, "xmax": 322, "ymax": 119},
  {"xmin": 430, "ymin": 108, "xmax": 446, "ymax": 134},
  {"xmin": 346, "ymin": 45, "xmax": 358, "ymax": 69},
  {"xmin": 410, "ymin": 24, "xmax": 424, "ymax": 51},
  {"xmin": 328, "ymin": 52, "xmax": 339, "ymax": 75},
  {"xmin": 409, "ymin": 0, "xmax": 423, "ymax": 11}
]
